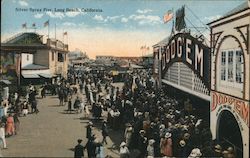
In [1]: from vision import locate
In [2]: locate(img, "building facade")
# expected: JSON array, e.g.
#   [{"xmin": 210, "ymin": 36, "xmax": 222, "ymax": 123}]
[
  {"xmin": 208, "ymin": 2, "xmax": 249, "ymax": 157},
  {"xmin": 1, "ymin": 32, "xmax": 69, "ymax": 85}
]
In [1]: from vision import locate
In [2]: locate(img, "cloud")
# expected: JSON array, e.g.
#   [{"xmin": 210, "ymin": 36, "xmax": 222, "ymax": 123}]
[
  {"xmin": 93, "ymin": 15, "xmax": 104, "ymax": 21},
  {"xmin": 136, "ymin": 9, "xmax": 153, "ymax": 14},
  {"xmin": 46, "ymin": 12, "xmax": 65, "ymax": 19},
  {"xmin": 129, "ymin": 14, "xmax": 162, "ymax": 25},
  {"xmin": 106, "ymin": 15, "xmax": 123, "ymax": 22},
  {"xmin": 203, "ymin": 15, "xmax": 221, "ymax": 22},
  {"xmin": 121, "ymin": 17, "xmax": 128, "ymax": 23},
  {"xmin": 62, "ymin": 22, "xmax": 77, "ymax": 26},
  {"xmin": 93, "ymin": 15, "xmax": 123, "ymax": 23},
  {"xmin": 19, "ymin": 0, "xmax": 28, "ymax": 6},
  {"xmin": 34, "ymin": 13, "xmax": 43, "ymax": 19}
]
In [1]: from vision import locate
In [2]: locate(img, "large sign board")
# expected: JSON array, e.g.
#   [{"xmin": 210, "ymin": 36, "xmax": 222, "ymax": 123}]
[
  {"xmin": 160, "ymin": 33, "xmax": 210, "ymax": 88},
  {"xmin": 211, "ymin": 91, "xmax": 249, "ymax": 128}
]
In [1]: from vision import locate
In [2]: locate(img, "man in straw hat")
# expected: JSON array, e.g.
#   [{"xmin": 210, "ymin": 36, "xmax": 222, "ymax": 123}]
[
  {"xmin": 147, "ymin": 139, "xmax": 155, "ymax": 158},
  {"xmin": 188, "ymin": 148, "xmax": 202, "ymax": 158},
  {"xmin": 177, "ymin": 140, "xmax": 189, "ymax": 157},
  {"xmin": 138, "ymin": 130, "xmax": 147, "ymax": 157},
  {"xmin": 119, "ymin": 141, "xmax": 130, "ymax": 158}
]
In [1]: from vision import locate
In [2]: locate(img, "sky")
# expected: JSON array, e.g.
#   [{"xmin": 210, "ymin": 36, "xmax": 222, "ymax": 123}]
[{"xmin": 1, "ymin": 0, "xmax": 246, "ymax": 59}]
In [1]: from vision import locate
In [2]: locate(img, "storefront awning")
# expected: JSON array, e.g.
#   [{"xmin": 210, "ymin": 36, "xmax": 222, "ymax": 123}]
[
  {"xmin": 22, "ymin": 74, "xmax": 40, "ymax": 78},
  {"xmin": 39, "ymin": 73, "xmax": 53, "ymax": 78},
  {"xmin": 0, "ymin": 80, "xmax": 11, "ymax": 85}
]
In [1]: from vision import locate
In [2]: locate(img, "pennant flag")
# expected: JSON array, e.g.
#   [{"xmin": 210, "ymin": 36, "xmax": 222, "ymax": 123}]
[
  {"xmin": 63, "ymin": 31, "xmax": 67, "ymax": 36},
  {"xmin": 163, "ymin": 10, "xmax": 173, "ymax": 23},
  {"xmin": 175, "ymin": 6, "xmax": 186, "ymax": 31},
  {"xmin": 140, "ymin": 46, "xmax": 143, "ymax": 50},
  {"xmin": 44, "ymin": 20, "xmax": 49, "ymax": 27},
  {"xmin": 32, "ymin": 23, "xmax": 36, "ymax": 27},
  {"xmin": 147, "ymin": 47, "xmax": 150, "ymax": 50},
  {"xmin": 22, "ymin": 23, "xmax": 27, "ymax": 28}
]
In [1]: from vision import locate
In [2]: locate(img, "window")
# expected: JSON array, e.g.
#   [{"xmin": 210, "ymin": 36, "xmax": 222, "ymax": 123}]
[
  {"xmin": 58, "ymin": 53, "xmax": 64, "ymax": 62},
  {"xmin": 220, "ymin": 49, "xmax": 243, "ymax": 85},
  {"xmin": 235, "ymin": 50, "xmax": 242, "ymax": 83},
  {"xmin": 52, "ymin": 51, "xmax": 54, "ymax": 61},
  {"xmin": 221, "ymin": 51, "xmax": 226, "ymax": 80},
  {"xmin": 27, "ymin": 55, "xmax": 29, "ymax": 61},
  {"xmin": 227, "ymin": 51, "xmax": 234, "ymax": 82}
]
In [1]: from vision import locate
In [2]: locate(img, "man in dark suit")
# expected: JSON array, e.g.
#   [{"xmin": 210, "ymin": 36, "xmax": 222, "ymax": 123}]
[{"xmin": 74, "ymin": 139, "xmax": 84, "ymax": 158}]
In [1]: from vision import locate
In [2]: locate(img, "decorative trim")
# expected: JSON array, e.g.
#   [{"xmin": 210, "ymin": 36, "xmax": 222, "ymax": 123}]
[
  {"xmin": 212, "ymin": 31, "xmax": 223, "ymax": 54},
  {"xmin": 235, "ymin": 24, "xmax": 249, "ymax": 54}
]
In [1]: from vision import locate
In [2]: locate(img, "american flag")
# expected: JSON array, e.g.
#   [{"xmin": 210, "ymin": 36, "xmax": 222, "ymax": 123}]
[
  {"xmin": 163, "ymin": 10, "xmax": 173, "ymax": 23},
  {"xmin": 32, "ymin": 23, "xmax": 36, "ymax": 27},
  {"xmin": 44, "ymin": 20, "xmax": 49, "ymax": 27},
  {"xmin": 63, "ymin": 31, "xmax": 67, "ymax": 36},
  {"xmin": 22, "ymin": 23, "xmax": 27, "ymax": 28}
]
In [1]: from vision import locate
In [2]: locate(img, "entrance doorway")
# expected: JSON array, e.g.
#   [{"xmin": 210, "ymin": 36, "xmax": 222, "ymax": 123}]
[{"xmin": 218, "ymin": 110, "xmax": 243, "ymax": 158}]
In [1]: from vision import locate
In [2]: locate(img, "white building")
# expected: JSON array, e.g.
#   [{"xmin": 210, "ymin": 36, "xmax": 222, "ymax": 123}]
[{"xmin": 208, "ymin": 2, "xmax": 249, "ymax": 157}]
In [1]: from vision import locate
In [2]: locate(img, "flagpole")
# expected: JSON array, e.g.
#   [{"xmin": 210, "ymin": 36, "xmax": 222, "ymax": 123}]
[
  {"xmin": 55, "ymin": 23, "xmax": 57, "ymax": 39},
  {"xmin": 66, "ymin": 33, "xmax": 68, "ymax": 45},
  {"xmin": 48, "ymin": 20, "xmax": 50, "ymax": 39},
  {"xmin": 63, "ymin": 29, "xmax": 65, "ymax": 44}
]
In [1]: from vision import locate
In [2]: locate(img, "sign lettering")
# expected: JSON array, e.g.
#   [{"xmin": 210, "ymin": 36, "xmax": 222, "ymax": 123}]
[
  {"xmin": 211, "ymin": 91, "xmax": 249, "ymax": 128},
  {"xmin": 160, "ymin": 33, "xmax": 210, "ymax": 88}
]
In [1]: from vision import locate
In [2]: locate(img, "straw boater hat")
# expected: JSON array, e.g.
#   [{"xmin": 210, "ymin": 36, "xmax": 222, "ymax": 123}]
[
  {"xmin": 139, "ymin": 130, "xmax": 145, "ymax": 134},
  {"xmin": 159, "ymin": 124, "xmax": 165, "ymax": 129},
  {"xmin": 227, "ymin": 147, "xmax": 234, "ymax": 153},
  {"xmin": 127, "ymin": 127, "xmax": 133, "ymax": 131},
  {"xmin": 88, "ymin": 121, "xmax": 93, "ymax": 126},
  {"xmin": 189, "ymin": 148, "xmax": 202, "ymax": 157},
  {"xmin": 179, "ymin": 140, "xmax": 186, "ymax": 147},
  {"xmin": 120, "ymin": 142, "xmax": 126, "ymax": 147},
  {"xmin": 149, "ymin": 139, "xmax": 155, "ymax": 145},
  {"xmin": 165, "ymin": 132, "xmax": 172, "ymax": 138},
  {"xmin": 214, "ymin": 144, "xmax": 222, "ymax": 153}
]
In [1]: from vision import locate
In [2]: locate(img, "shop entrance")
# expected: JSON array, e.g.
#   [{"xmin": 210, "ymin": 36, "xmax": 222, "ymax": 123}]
[{"xmin": 218, "ymin": 110, "xmax": 243, "ymax": 158}]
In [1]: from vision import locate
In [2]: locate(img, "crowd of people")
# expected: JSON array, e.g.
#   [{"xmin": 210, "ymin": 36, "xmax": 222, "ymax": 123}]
[
  {"xmin": 0, "ymin": 68, "xmax": 237, "ymax": 158},
  {"xmin": 70, "ymin": 68, "xmax": 236, "ymax": 158},
  {"xmin": 0, "ymin": 84, "xmax": 40, "ymax": 153}
]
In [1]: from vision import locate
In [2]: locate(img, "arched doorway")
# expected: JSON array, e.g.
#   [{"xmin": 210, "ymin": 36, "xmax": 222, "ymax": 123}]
[{"xmin": 217, "ymin": 110, "xmax": 243, "ymax": 158}]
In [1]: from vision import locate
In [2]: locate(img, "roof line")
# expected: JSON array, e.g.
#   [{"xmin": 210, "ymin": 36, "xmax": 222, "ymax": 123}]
[{"xmin": 207, "ymin": 5, "xmax": 249, "ymax": 25}]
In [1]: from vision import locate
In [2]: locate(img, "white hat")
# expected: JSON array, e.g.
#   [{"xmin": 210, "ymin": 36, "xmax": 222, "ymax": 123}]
[
  {"xmin": 149, "ymin": 139, "xmax": 155, "ymax": 145},
  {"xmin": 88, "ymin": 121, "xmax": 93, "ymax": 125},
  {"xmin": 165, "ymin": 132, "xmax": 172, "ymax": 138},
  {"xmin": 159, "ymin": 124, "xmax": 165, "ymax": 129},
  {"xmin": 120, "ymin": 142, "xmax": 126, "ymax": 147},
  {"xmin": 179, "ymin": 140, "xmax": 186, "ymax": 147},
  {"xmin": 189, "ymin": 148, "xmax": 202, "ymax": 157},
  {"xmin": 139, "ymin": 130, "xmax": 145, "ymax": 134},
  {"xmin": 127, "ymin": 127, "xmax": 133, "ymax": 131}
]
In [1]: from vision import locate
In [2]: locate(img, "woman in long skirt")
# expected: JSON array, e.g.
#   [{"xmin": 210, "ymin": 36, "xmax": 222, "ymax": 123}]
[{"xmin": 6, "ymin": 114, "xmax": 15, "ymax": 136}]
